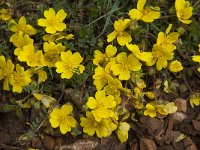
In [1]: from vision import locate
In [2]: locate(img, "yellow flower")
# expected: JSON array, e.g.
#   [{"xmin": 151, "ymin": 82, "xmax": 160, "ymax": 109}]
[
  {"xmin": 27, "ymin": 68, "xmax": 47, "ymax": 83},
  {"xmin": 38, "ymin": 8, "xmax": 67, "ymax": 34},
  {"xmin": 86, "ymin": 90, "xmax": 116, "ymax": 122},
  {"xmin": 129, "ymin": 0, "xmax": 160, "ymax": 22},
  {"xmin": 0, "ymin": 55, "xmax": 14, "ymax": 90},
  {"xmin": 49, "ymin": 104, "xmax": 76, "ymax": 134},
  {"xmin": 9, "ymin": 64, "xmax": 32, "ymax": 93},
  {"xmin": 0, "ymin": 8, "xmax": 11, "ymax": 21},
  {"xmin": 107, "ymin": 19, "xmax": 132, "ymax": 46},
  {"xmin": 152, "ymin": 44, "xmax": 174, "ymax": 71},
  {"xmin": 80, "ymin": 111, "xmax": 117, "ymax": 138},
  {"xmin": 190, "ymin": 93, "xmax": 200, "ymax": 108},
  {"xmin": 55, "ymin": 51, "xmax": 85, "ymax": 79},
  {"xmin": 192, "ymin": 46, "xmax": 200, "ymax": 72},
  {"xmin": 110, "ymin": 52, "xmax": 141, "ymax": 80},
  {"xmin": 126, "ymin": 43, "xmax": 154, "ymax": 66},
  {"xmin": 93, "ymin": 44, "xmax": 117, "ymax": 66},
  {"xmin": 156, "ymin": 104, "xmax": 168, "ymax": 116},
  {"xmin": 18, "ymin": 44, "xmax": 43, "ymax": 67},
  {"xmin": 10, "ymin": 32, "xmax": 34, "ymax": 56},
  {"xmin": 157, "ymin": 24, "xmax": 180, "ymax": 52},
  {"xmin": 43, "ymin": 33, "xmax": 74, "ymax": 42},
  {"xmin": 42, "ymin": 42, "xmax": 65, "ymax": 67},
  {"xmin": 175, "ymin": 0, "xmax": 193, "ymax": 24},
  {"xmin": 163, "ymin": 102, "xmax": 178, "ymax": 114},
  {"xmin": 33, "ymin": 93, "xmax": 56, "ymax": 108},
  {"xmin": 93, "ymin": 66, "xmax": 112, "ymax": 90},
  {"xmin": 169, "ymin": 60, "xmax": 183, "ymax": 73},
  {"xmin": 144, "ymin": 103, "xmax": 156, "ymax": 117},
  {"xmin": 145, "ymin": 92, "xmax": 155, "ymax": 99},
  {"xmin": 9, "ymin": 16, "xmax": 37, "ymax": 35},
  {"xmin": 116, "ymin": 122, "xmax": 130, "ymax": 143},
  {"xmin": 104, "ymin": 78, "xmax": 122, "ymax": 96}
]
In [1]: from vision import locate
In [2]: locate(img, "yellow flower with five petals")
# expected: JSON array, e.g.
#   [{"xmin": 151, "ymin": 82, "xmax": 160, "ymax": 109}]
[
  {"xmin": 18, "ymin": 44, "xmax": 43, "ymax": 67},
  {"xmin": 169, "ymin": 60, "xmax": 183, "ymax": 73},
  {"xmin": 86, "ymin": 90, "xmax": 116, "ymax": 122},
  {"xmin": 38, "ymin": 8, "xmax": 67, "ymax": 34},
  {"xmin": 9, "ymin": 16, "xmax": 37, "ymax": 35},
  {"xmin": 157, "ymin": 24, "xmax": 180, "ymax": 52},
  {"xmin": 110, "ymin": 52, "xmax": 142, "ymax": 80},
  {"xmin": 175, "ymin": 0, "xmax": 193, "ymax": 24},
  {"xmin": 42, "ymin": 42, "xmax": 65, "ymax": 67},
  {"xmin": 0, "ymin": 55, "xmax": 14, "ymax": 91},
  {"xmin": 107, "ymin": 19, "xmax": 132, "ymax": 46},
  {"xmin": 129, "ymin": 0, "xmax": 160, "ymax": 23},
  {"xmin": 49, "ymin": 104, "xmax": 77, "ymax": 134},
  {"xmin": 93, "ymin": 44, "xmax": 117, "ymax": 66},
  {"xmin": 55, "ymin": 51, "xmax": 85, "ymax": 79},
  {"xmin": 9, "ymin": 64, "xmax": 32, "ymax": 93},
  {"xmin": 80, "ymin": 111, "xmax": 117, "ymax": 138},
  {"xmin": 10, "ymin": 32, "xmax": 34, "ymax": 56}
]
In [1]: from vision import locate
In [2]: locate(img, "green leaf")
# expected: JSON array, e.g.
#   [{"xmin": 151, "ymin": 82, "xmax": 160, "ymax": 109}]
[
  {"xmin": 16, "ymin": 106, "xmax": 23, "ymax": 117},
  {"xmin": 3, "ymin": 104, "xmax": 15, "ymax": 112}
]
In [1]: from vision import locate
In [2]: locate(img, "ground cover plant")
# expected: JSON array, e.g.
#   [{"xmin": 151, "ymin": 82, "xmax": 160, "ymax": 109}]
[{"xmin": 0, "ymin": 0, "xmax": 200, "ymax": 149}]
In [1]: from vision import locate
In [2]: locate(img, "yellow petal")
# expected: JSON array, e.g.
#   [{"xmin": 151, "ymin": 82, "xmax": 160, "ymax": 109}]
[
  {"xmin": 61, "ymin": 51, "xmax": 72, "ymax": 62},
  {"xmin": 146, "ymin": 104, "xmax": 155, "ymax": 110},
  {"xmin": 165, "ymin": 24, "xmax": 172, "ymax": 34},
  {"xmin": 61, "ymin": 104, "xmax": 73, "ymax": 115},
  {"xmin": 119, "ymin": 69, "xmax": 130, "ymax": 80},
  {"xmin": 179, "ymin": 18, "xmax": 192, "ymax": 24},
  {"xmin": 126, "ymin": 44, "xmax": 140, "ymax": 56},
  {"xmin": 60, "ymin": 121, "xmax": 71, "ymax": 134},
  {"xmin": 156, "ymin": 58, "xmax": 168, "ymax": 70},
  {"xmin": 116, "ymin": 52, "xmax": 127, "ymax": 63},
  {"xmin": 72, "ymin": 52, "xmax": 83, "ymax": 64},
  {"xmin": 18, "ymin": 16, "xmax": 26, "ymax": 27},
  {"xmin": 164, "ymin": 102, "xmax": 177, "ymax": 114},
  {"xmin": 44, "ymin": 8, "xmax": 55, "ymax": 19},
  {"xmin": 116, "ymin": 122, "xmax": 130, "ymax": 143},
  {"xmin": 175, "ymin": 0, "xmax": 185, "ymax": 11},
  {"xmin": 127, "ymin": 53, "xmax": 141, "ymax": 71},
  {"xmin": 105, "ymin": 45, "xmax": 117, "ymax": 57},
  {"xmin": 137, "ymin": 0, "xmax": 146, "ymax": 11},
  {"xmin": 182, "ymin": 7, "xmax": 193, "ymax": 19},
  {"xmin": 45, "ymin": 26, "xmax": 56, "ymax": 34},
  {"xmin": 55, "ymin": 23, "xmax": 66, "ymax": 31},
  {"xmin": 38, "ymin": 19, "xmax": 48, "ymax": 27},
  {"xmin": 117, "ymin": 32, "xmax": 132, "ymax": 46},
  {"xmin": 114, "ymin": 20, "xmax": 124, "ymax": 32},
  {"xmin": 128, "ymin": 9, "xmax": 143, "ymax": 20},
  {"xmin": 56, "ymin": 9, "xmax": 67, "ymax": 22},
  {"xmin": 107, "ymin": 31, "xmax": 118, "ymax": 42},
  {"xmin": 86, "ymin": 97, "xmax": 97, "ymax": 109},
  {"xmin": 192, "ymin": 55, "xmax": 200, "ymax": 62}
]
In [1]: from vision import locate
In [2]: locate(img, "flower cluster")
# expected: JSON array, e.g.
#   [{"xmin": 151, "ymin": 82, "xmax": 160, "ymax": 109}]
[
  {"xmin": 80, "ymin": 0, "xmax": 194, "ymax": 142},
  {"xmin": 0, "ymin": 8, "xmax": 85, "ymax": 93},
  {"xmin": 0, "ymin": 0, "xmax": 199, "ymax": 145}
]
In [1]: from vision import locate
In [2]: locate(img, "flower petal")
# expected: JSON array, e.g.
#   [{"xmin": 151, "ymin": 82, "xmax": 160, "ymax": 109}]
[
  {"xmin": 56, "ymin": 9, "xmax": 67, "ymax": 22},
  {"xmin": 107, "ymin": 31, "xmax": 118, "ymax": 42}
]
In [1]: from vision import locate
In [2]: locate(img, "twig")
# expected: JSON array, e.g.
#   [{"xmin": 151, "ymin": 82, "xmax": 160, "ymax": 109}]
[
  {"xmin": 193, "ymin": 0, "xmax": 200, "ymax": 7},
  {"xmin": 158, "ymin": 15, "xmax": 176, "ymax": 19},
  {"xmin": 182, "ymin": 72, "xmax": 193, "ymax": 93},
  {"xmin": 147, "ymin": 32, "xmax": 157, "ymax": 39}
]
